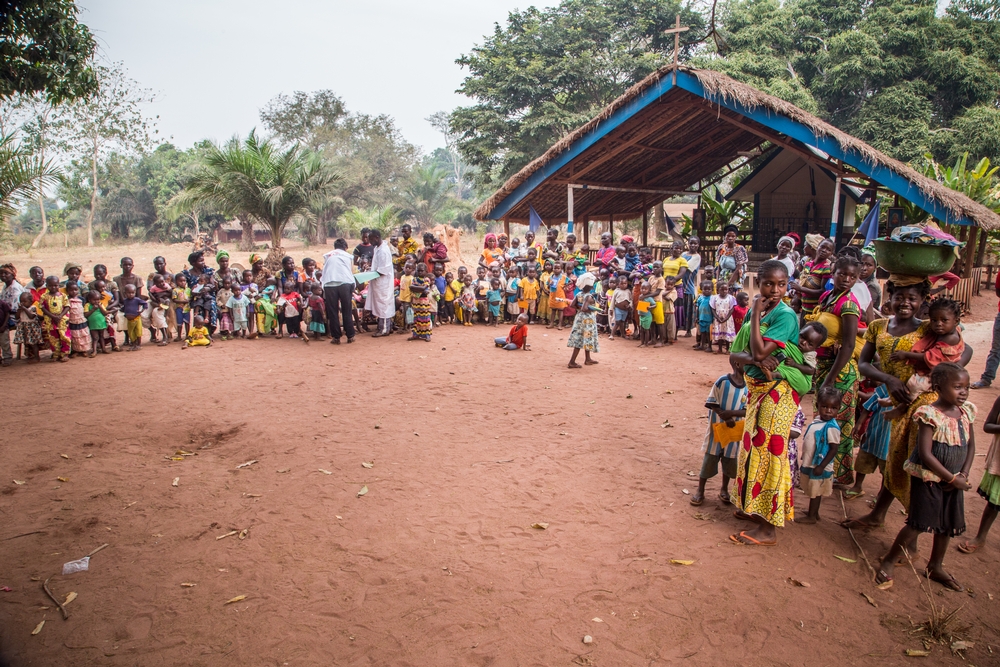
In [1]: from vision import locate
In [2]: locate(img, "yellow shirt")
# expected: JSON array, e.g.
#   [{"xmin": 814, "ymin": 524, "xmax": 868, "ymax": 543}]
[
  {"xmin": 444, "ymin": 281, "xmax": 456, "ymax": 301},
  {"xmin": 520, "ymin": 277, "xmax": 539, "ymax": 300},
  {"xmin": 663, "ymin": 288, "xmax": 677, "ymax": 313},
  {"xmin": 449, "ymin": 279, "xmax": 463, "ymax": 301},
  {"xmin": 648, "ymin": 275, "xmax": 666, "ymax": 303},
  {"xmin": 662, "ymin": 256, "xmax": 689, "ymax": 278},
  {"xmin": 398, "ymin": 274, "xmax": 413, "ymax": 303},
  {"xmin": 539, "ymin": 271, "xmax": 552, "ymax": 293},
  {"xmin": 187, "ymin": 325, "xmax": 210, "ymax": 342}
]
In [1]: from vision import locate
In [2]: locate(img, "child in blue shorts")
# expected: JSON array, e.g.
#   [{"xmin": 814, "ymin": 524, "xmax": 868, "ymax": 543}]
[{"xmin": 695, "ymin": 279, "xmax": 714, "ymax": 351}]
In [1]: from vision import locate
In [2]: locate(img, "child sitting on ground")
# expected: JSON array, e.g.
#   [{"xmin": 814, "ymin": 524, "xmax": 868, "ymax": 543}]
[
  {"xmin": 691, "ymin": 357, "xmax": 747, "ymax": 506},
  {"xmin": 183, "ymin": 314, "xmax": 213, "ymax": 348},
  {"xmin": 495, "ymin": 313, "xmax": 531, "ymax": 350},
  {"xmin": 882, "ymin": 298, "xmax": 965, "ymax": 420},
  {"xmin": 796, "ymin": 386, "xmax": 842, "ymax": 524}
]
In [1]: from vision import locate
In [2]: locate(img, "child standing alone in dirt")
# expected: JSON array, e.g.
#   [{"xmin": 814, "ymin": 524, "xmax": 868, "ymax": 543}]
[{"xmin": 796, "ymin": 386, "xmax": 842, "ymax": 524}]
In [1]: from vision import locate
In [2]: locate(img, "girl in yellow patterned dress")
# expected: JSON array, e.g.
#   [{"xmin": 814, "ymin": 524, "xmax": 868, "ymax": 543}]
[{"xmin": 39, "ymin": 276, "xmax": 70, "ymax": 362}]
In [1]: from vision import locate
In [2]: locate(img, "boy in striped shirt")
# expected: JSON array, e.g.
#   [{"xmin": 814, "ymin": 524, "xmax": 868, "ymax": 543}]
[{"xmin": 692, "ymin": 358, "xmax": 748, "ymax": 506}]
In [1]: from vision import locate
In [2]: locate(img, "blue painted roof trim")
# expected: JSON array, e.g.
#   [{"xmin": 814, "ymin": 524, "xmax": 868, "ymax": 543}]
[{"xmin": 486, "ymin": 70, "xmax": 972, "ymax": 226}]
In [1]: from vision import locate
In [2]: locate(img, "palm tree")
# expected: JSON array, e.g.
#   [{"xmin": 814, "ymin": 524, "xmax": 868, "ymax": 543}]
[
  {"xmin": 400, "ymin": 165, "xmax": 450, "ymax": 227},
  {"xmin": 0, "ymin": 132, "xmax": 61, "ymax": 239},
  {"xmin": 182, "ymin": 130, "xmax": 340, "ymax": 264},
  {"xmin": 338, "ymin": 204, "xmax": 401, "ymax": 238}
]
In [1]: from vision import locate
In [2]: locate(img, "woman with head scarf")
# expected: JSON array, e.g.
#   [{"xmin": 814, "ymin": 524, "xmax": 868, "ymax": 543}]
[
  {"xmin": 249, "ymin": 253, "xmax": 271, "ymax": 290},
  {"xmin": 60, "ymin": 262, "xmax": 87, "ymax": 295},
  {"xmin": 480, "ymin": 233, "xmax": 504, "ymax": 269},
  {"xmin": 714, "ymin": 225, "xmax": 748, "ymax": 286},
  {"xmin": 215, "ymin": 250, "xmax": 241, "ymax": 286},
  {"xmin": 773, "ymin": 236, "xmax": 797, "ymax": 278},
  {"xmin": 796, "ymin": 237, "xmax": 834, "ymax": 316},
  {"xmin": 182, "ymin": 250, "xmax": 218, "ymax": 331}
]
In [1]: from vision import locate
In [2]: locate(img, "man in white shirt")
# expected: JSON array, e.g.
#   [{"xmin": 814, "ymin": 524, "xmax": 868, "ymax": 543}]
[
  {"xmin": 321, "ymin": 238, "xmax": 357, "ymax": 343},
  {"xmin": 365, "ymin": 229, "xmax": 396, "ymax": 336}
]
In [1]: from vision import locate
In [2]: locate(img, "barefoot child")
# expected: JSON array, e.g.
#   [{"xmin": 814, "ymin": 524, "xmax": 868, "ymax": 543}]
[
  {"xmin": 611, "ymin": 274, "xmax": 632, "ymax": 340},
  {"xmin": 227, "ymin": 285, "xmax": 252, "ymax": 339},
  {"xmin": 172, "ymin": 274, "xmax": 192, "ymax": 342},
  {"xmin": 215, "ymin": 276, "xmax": 234, "ymax": 340},
  {"xmin": 567, "ymin": 272, "xmax": 599, "ymax": 368},
  {"xmin": 458, "ymin": 275, "xmax": 477, "ymax": 326},
  {"xmin": 65, "ymin": 283, "xmax": 92, "ymax": 358},
  {"xmin": 183, "ymin": 315, "xmax": 213, "ymax": 348},
  {"xmin": 710, "ymin": 281, "xmax": 737, "ymax": 354},
  {"xmin": 958, "ymin": 391, "xmax": 1000, "ymax": 554},
  {"xmin": 796, "ymin": 386, "xmax": 841, "ymax": 524},
  {"xmin": 636, "ymin": 282, "xmax": 656, "ymax": 348},
  {"xmin": 847, "ymin": 382, "xmax": 892, "ymax": 499},
  {"xmin": 307, "ymin": 284, "xmax": 327, "ymax": 339},
  {"xmin": 732, "ymin": 291, "xmax": 749, "ymax": 330},
  {"xmin": 495, "ymin": 313, "xmax": 531, "ymax": 350},
  {"xmin": 694, "ymin": 280, "xmax": 713, "ymax": 351},
  {"xmin": 120, "ymin": 284, "xmax": 147, "ymax": 351},
  {"xmin": 13, "ymin": 291, "xmax": 43, "ymax": 362},
  {"xmin": 486, "ymin": 278, "xmax": 503, "ymax": 327},
  {"xmin": 875, "ymin": 362, "xmax": 975, "ymax": 591},
  {"xmin": 519, "ymin": 266, "xmax": 540, "ymax": 323},
  {"xmin": 84, "ymin": 289, "xmax": 110, "ymax": 354},
  {"xmin": 692, "ymin": 358, "xmax": 747, "ymax": 506},
  {"xmin": 39, "ymin": 276, "xmax": 70, "ymax": 362},
  {"xmin": 662, "ymin": 274, "xmax": 678, "ymax": 344},
  {"xmin": 547, "ymin": 262, "xmax": 570, "ymax": 330},
  {"xmin": 149, "ymin": 274, "xmax": 172, "ymax": 345}
]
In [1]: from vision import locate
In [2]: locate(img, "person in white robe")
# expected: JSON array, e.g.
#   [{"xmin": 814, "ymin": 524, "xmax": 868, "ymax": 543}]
[{"xmin": 365, "ymin": 229, "xmax": 396, "ymax": 336}]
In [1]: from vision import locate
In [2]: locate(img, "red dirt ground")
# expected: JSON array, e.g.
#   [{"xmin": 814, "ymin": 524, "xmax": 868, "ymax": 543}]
[{"xmin": 2, "ymin": 297, "xmax": 1000, "ymax": 666}]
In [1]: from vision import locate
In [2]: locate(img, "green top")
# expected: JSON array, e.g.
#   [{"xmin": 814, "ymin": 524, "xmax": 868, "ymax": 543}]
[{"xmin": 732, "ymin": 301, "xmax": 807, "ymax": 393}]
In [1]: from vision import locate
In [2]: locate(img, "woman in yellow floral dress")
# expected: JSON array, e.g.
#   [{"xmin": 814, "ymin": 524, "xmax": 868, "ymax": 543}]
[{"xmin": 843, "ymin": 281, "xmax": 972, "ymax": 529}]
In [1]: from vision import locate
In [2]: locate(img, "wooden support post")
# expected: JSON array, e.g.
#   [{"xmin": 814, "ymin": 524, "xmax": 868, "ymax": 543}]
[
  {"xmin": 609, "ymin": 213, "xmax": 614, "ymax": 244},
  {"xmin": 642, "ymin": 208, "xmax": 649, "ymax": 247},
  {"xmin": 829, "ymin": 176, "xmax": 842, "ymax": 240},
  {"xmin": 963, "ymin": 226, "xmax": 979, "ymax": 277},
  {"xmin": 583, "ymin": 215, "xmax": 590, "ymax": 246},
  {"xmin": 976, "ymin": 229, "xmax": 988, "ymax": 267},
  {"xmin": 503, "ymin": 218, "xmax": 510, "ymax": 239},
  {"xmin": 566, "ymin": 184, "xmax": 575, "ymax": 235}
]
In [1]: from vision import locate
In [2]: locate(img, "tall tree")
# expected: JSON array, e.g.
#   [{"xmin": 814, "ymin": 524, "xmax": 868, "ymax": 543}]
[
  {"xmin": 399, "ymin": 165, "xmax": 451, "ymax": 227},
  {"xmin": 18, "ymin": 94, "xmax": 59, "ymax": 247},
  {"xmin": 450, "ymin": 0, "xmax": 704, "ymax": 190},
  {"xmin": 56, "ymin": 63, "xmax": 155, "ymax": 245},
  {"xmin": 0, "ymin": 0, "xmax": 98, "ymax": 103}
]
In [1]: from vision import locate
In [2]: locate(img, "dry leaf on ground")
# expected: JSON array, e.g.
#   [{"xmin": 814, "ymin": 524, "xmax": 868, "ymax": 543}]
[
  {"xmin": 583, "ymin": 635, "xmax": 593, "ymax": 644},
  {"xmin": 861, "ymin": 592, "xmax": 878, "ymax": 607},
  {"xmin": 31, "ymin": 620, "xmax": 44, "ymax": 635},
  {"xmin": 57, "ymin": 477, "xmax": 69, "ymax": 482},
  {"xmin": 235, "ymin": 460, "xmax": 258, "ymax": 469},
  {"xmin": 62, "ymin": 592, "xmax": 77, "ymax": 605},
  {"xmin": 904, "ymin": 649, "xmax": 930, "ymax": 657},
  {"xmin": 357, "ymin": 485, "xmax": 368, "ymax": 497},
  {"xmin": 180, "ymin": 583, "xmax": 196, "ymax": 587},
  {"xmin": 361, "ymin": 462, "xmax": 374, "ymax": 469},
  {"xmin": 670, "ymin": 559, "xmax": 695, "ymax": 566},
  {"xmin": 834, "ymin": 555, "xmax": 857, "ymax": 563},
  {"xmin": 172, "ymin": 477, "xmax": 179, "ymax": 487},
  {"xmin": 318, "ymin": 469, "xmax": 332, "ymax": 475},
  {"xmin": 238, "ymin": 529, "xmax": 249, "ymax": 540},
  {"xmin": 60, "ymin": 454, "xmax": 69, "ymax": 459},
  {"xmin": 531, "ymin": 523, "xmax": 549, "ymax": 529},
  {"xmin": 216, "ymin": 530, "xmax": 238, "ymax": 540},
  {"xmin": 788, "ymin": 578, "xmax": 810, "ymax": 587},
  {"xmin": 224, "ymin": 595, "xmax": 246, "ymax": 605},
  {"xmin": 591, "ymin": 617, "xmax": 603, "ymax": 622}
]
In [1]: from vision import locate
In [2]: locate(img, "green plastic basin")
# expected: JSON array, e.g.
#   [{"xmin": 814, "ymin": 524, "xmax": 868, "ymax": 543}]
[{"xmin": 872, "ymin": 239, "xmax": 957, "ymax": 277}]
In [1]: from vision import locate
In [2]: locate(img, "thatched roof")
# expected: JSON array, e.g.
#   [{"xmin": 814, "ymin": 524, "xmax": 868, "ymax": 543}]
[{"xmin": 474, "ymin": 64, "xmax": 1000, "ymax": 231}]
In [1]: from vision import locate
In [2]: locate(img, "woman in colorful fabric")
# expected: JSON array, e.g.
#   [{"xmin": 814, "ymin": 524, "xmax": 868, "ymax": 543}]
[
  {"xmin": 795, "ymin": 236, "xmax": 834, "ymax": 316},
  {"xmin": 593, "ymin": 232, "xmax": 616, "ymax": 271},
  {"xmin": 843, "ymin": 281, "xmax": 971, "ymax": 531},
  {"xmin": 408, "ymin": 263, "xmax": 433, "ymax": 341},
  {"xmin": 39, "ymin": 275, "xmax": 70, "ymax": 362},
  {"xmin": 714, "ymin": 225, "xmax": 748, "ymax": 287},
  {"xmin": 479, "ymin": 233, "xmax": 504, "ymax": 269},
  {"xmin": 182, "ymin": 251, "xmax": 217, "ymax": 331},
  {"xmin": 728, "ymin": 259, "xmax": 802, "ymax": 546},
  {"xmin": 807, "ymin": 254, "xmax": 862, "ymax": 485}
]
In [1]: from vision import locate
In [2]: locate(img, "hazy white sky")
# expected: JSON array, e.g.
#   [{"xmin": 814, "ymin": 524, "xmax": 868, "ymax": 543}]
[{"xmin": 77, "ymin": 0, "xmax": 528, "ymax": 154}]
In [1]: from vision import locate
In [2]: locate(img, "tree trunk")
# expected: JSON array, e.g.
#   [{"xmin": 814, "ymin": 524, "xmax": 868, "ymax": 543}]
[
  {"xmin": 314, "ymin": 213, "xmax": 327, "ymax": 246},
  {"xmin": 238, "ymin": 216, "xmax": 254, "ymax": 252},
  {"xmin": 86, "ymin": 137, "xmax": 98, "ymax": 247},
  {"xmin": 650, "ymin": 202, "xmax": 667, "ymax": 244},
  {"xmin": 31, "ymin": 191, "xmax": 48, "ymax": 248},
  {"xmin": 265, "ymin": 223, "xmax": 285, "ymax": 270}
]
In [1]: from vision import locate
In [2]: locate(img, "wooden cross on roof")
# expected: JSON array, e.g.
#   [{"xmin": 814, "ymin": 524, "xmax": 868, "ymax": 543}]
[{"xmin": 664, "ymin": 15, "xmax": 689, "ymax": 84}]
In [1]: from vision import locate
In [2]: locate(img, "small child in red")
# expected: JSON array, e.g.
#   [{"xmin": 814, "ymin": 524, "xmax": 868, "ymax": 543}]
[
  {"xmin": 495, "ymin": 313, "xmax": 531, "ymax": 350},
  {"xmin": 732, "ymin": 291, "xmax": 749, "ymax": 331}
]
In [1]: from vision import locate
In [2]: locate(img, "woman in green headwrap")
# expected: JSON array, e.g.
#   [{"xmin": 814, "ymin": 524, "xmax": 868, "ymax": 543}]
[{"xmin": 216, "ymin": 250, "xmax": 241, "ymax": 286}]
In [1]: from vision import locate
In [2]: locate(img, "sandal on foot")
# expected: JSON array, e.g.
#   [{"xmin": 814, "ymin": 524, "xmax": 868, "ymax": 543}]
[
  {"xmin": 689, "ymin": 495, "xmax": 704, "ymax": 506},
  {"xmin": 875, "ymin": 569, "xmax": 894, "ymax": 590},
  {"xmin": 957, "ymin": 541, "xmax": 981, "ymax": 554},
  {"xmin": 843, "ymin": 489, "xmax": 866, "ymax": 500},
  {"xmin": 719, "ymin": 491, "xmax": 732, "ymax": 505},
  {"xmin": 729, "ymin": 530, "xmax": 776, "ymax": 546}
]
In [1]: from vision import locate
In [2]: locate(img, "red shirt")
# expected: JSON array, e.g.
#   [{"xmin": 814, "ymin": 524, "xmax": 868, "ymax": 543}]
[
  {"xmin": 508, "ymin": 324, "xmax": 528, "ymax": 348},
  {"xmin": 732, "ymin": 304, "xmax": 748, "ymax": 331}
]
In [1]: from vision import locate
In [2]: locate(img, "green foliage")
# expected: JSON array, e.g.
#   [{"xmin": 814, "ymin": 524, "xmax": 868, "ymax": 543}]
[
  {"xmin": 260, "ymin": 90, "xmax": 418, "ymax": 228},
  {"xmin": 0, "ymin": 131, "xmax": 60, "ymax": 224},
  {"xmin": 399, "ymin": 165, "xmax": 452, "ymax": 227},
  {"xmin": 0, "ymin": 0, "xmax": 98, "ymax": 103},
  {"xmin": 450, "ymin": 0, "xmax": 704, "ymax": 190},
  {"xmin": 338, "ymin": 205, "xmax": 401, "ymax": 238},
  {"xmin": 182, "ymin": 131, "xmax": 341, "ymax": 258}
]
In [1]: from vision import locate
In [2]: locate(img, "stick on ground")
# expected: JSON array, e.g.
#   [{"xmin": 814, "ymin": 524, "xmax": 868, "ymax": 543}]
[{"xmin": 43, "ymin": 577, "xmax": 69, "ymax": 620}]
